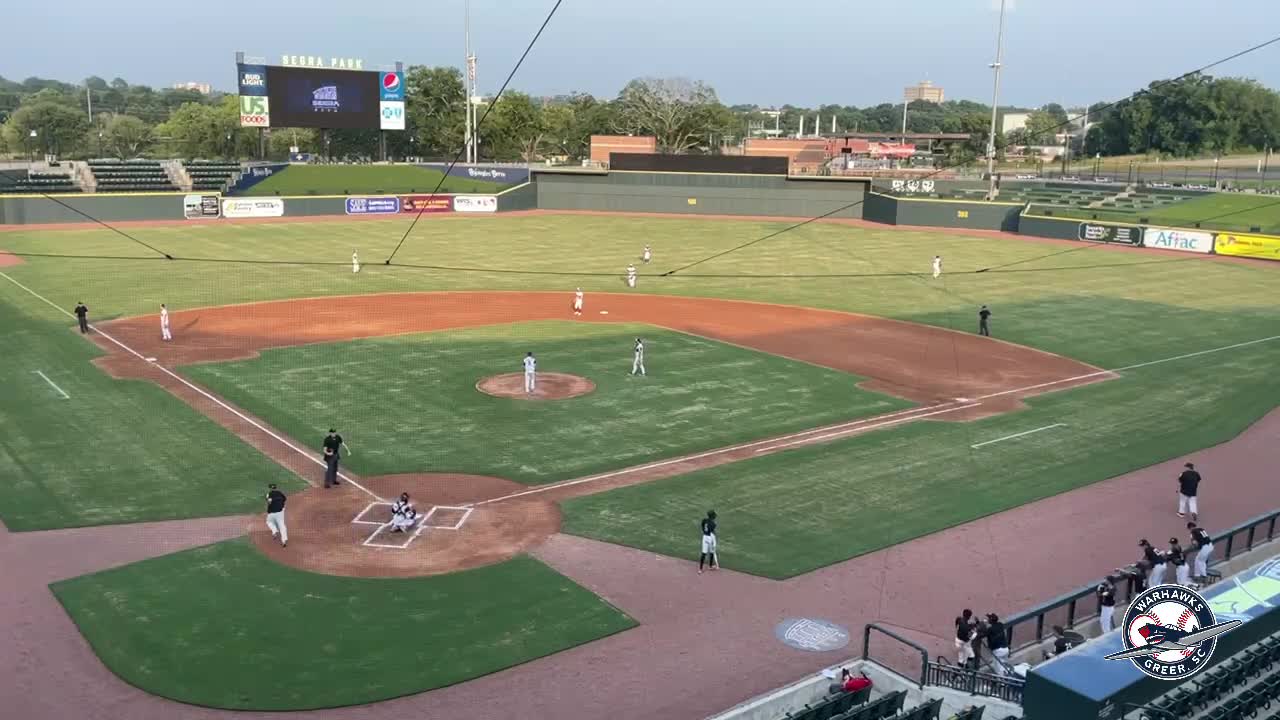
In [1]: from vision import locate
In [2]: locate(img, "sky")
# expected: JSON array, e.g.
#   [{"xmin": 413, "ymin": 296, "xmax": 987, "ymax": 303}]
[{"xmin": 7, "ymin": 0, "xmax": 1280, "ymax": 109}]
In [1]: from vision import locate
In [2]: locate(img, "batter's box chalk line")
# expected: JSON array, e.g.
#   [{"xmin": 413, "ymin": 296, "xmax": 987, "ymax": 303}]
[{"xmin": 352, "ymin": 501, "xmax": 474, "ymax": 550}]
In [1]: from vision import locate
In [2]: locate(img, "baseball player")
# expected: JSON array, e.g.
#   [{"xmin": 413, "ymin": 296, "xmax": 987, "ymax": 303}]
[
  {"xmin": 1177, "ymin": 462, "xmax": 1201, "ymax": 520},
  {"xmin": 352, "ymin": 249, "xmax": 360, "ymax": 274},
  {"xmin": 698, "ymin": 510, "xmax": 719, "ymax": 574},
  {"xmin": 1139, "ymin": 538, "xmax": 1166, "ymax": 587},
  {"xmin": 932, "ymin": 255, "xmax": 942, "ymax": 279},
  {"xmin": 1096, "ymin": 578, "xmax": 1117, "ymax": 633},
  {"xmin": 73, "ymin": 301, "xmax": 89, "ymax": 334},
  {"xmin": 523, "ymin": 351, "xmax": 537, "ymax": 394},
  {"xmin": 1188, "ymin": 522, "xmax": 1214, "ymax": 580},
  {"xmin": 389, "ymin": 492, "xmax": 418, "ymax": 533},
  {"xmin": 978, "ymin": 305, "xmax": 992, "ymax": 336},
  {"xmin": 625, "ymin": 263, "xmax": 637, "ymax": 288},
  {"xmin": 572, "ymin": 288, "xmax": 584, "ymax": 316},
  {"xmin": 1168, "ymin": 537, "xmax": 1191, "ymax": 586},
  {"xmin": 642, "ymin": 245, "xmax": 652, "ymax": 264},
  {"xmin": 954, "ymin": 609, "xmax": 977, "ymax": 667},
  {"xmin": 322, "ymin": 428, "xmax": 346, "ymax": 488},
  {"xmin": 265, "ymin": 483, "xmax": 287, "ymax": 547},
  {"xmin": 160, "ymin": 303, "xmax": 172, "ymax": 341},
  {"xmin": 631, "ymin": 337, "xmax": 646, "ymax": 376}
]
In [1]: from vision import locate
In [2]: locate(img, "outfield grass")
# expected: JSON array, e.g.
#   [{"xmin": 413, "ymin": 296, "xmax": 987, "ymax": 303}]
[
  {"xmin": 0, "ymin": 283, "xmax": 302, "ymax": 531},
  {"xmin": 239, "ymin": 165, "xmax": 511, "ymax": 196},
  {"xmin": 181, "ymin": 321, "xmax": 907, "ymax": 483},
  {"xmin": 561, "ymin": 320, "xmax": 1280, "ymax": 578},
  {"xmin": 1032, "ymin": 192, "xmax": 1280, "ymax": 233},
  {"xmin": 51, "ymin": 539, "xmax": 635, "ymax": 710}
]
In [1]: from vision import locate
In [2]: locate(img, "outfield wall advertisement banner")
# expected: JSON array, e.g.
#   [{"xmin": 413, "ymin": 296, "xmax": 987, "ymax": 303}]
[
  {"xmin": 237, "ymin": 63, "xmax": 270, "ymax": 128},
  {"xmin": 419, "ymin": 163, "xmax": 530, "ymax": 185},
  {"xmin": 1215, "ymin": 232, "xmax": 1280, "ymax": 261},
  {"xmin": 183, "ymin": 194, "xmax": 221, "ymax": 219},
  {"xmin": 1142, "ymin": 227, "xmax": 1213, "ymax": 254},
  {"xmin": 345, "ymin": 197, "xmax": 400, "ymax": 215},
  {"xmin": 452, "ymin": 195, "xmax": 497, "ymax": 213},
  {"xmin": 1078, "ymin": 222, "xmax": 1139, "ymax": 245},
  {"xmin": 401, "ymin": 195, "xmax": 453, "ymax": 213},
  {"xmin": 222, "ymin": 198, "xmax": 285, "ymax": 219}
]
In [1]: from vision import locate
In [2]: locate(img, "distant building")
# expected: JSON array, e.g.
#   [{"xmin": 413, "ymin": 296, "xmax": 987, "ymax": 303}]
[
  {"xmin": 903, "ymin": 80, "xmax": 944, "ymax": 104},
  {"xmin": 589, "ymin": 135, "xmax": 656, "ymax": 165},
  {"xmin": 172, "ymin": 82, "xmax": 211, "ymax": 95},
  {"xmin": 1002, "ymin": 112, "xmax": 1031, "ymax": 134}
]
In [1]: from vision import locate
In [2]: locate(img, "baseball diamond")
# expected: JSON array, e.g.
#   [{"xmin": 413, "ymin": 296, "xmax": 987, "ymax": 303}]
[{"xmin": 4, "ymin": 59, "xmax": 1280, "ymax": 718}]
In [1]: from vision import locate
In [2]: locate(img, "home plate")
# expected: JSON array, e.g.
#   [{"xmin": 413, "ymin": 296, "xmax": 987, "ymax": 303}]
[{"xmin": 599, "ymin": 310, "xmax": 609, "ymax": 315}]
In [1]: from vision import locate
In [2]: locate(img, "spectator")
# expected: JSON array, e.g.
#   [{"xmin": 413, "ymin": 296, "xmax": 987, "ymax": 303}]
[
  {"xmin": 1140, "ymin": 538, "xmax": 1167, "ymax": 586},
  {"xmin": 954, "ymin": 609, "xmax": 977, "ymax": 668},
  {"xmin": 1097, "ymin": 577, "xmax": 1117, "ymax": 633},
  {"xmin": 1177, "ymin": 462, "xmax": 1201, "ymax": 521},
  {"xmin": 1188, "ymin": 522, "xmax": 1214, "ymax": 581},
  {"xmin": 985, "ymin": 613, "xmax": 1011, "ymax": 675},
  {"xmin": 828, "ymin": 668, "xmax": 872, "ymax": 695}
]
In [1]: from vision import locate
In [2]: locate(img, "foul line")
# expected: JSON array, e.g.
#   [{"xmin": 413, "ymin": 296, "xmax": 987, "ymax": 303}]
[
  {"xmin": 33, "ymin": 370, "xmax": 70, "ymax": 399},
  {"xmin": 970, "ymin": 423, "xmax": 1066, "ymax": 449},
  {"xmin": 0, "ymin": 271, "xmax": 380, "ymax": 502},
  {"xmin": 763, "ymin": 403, "xmax": 982, "ymax": 451},
  {"xmin": 474, "ymin": 332, "xmax": 1280, "ymax": 508}
]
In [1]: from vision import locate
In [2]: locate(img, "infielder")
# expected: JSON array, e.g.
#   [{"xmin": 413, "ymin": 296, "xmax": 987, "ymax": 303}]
[
  {"xmin": 631, "ymin": 337, "xmax": 646, "ymax": 376},
  {"xmin": 523, "ymin": 351, "xmax": 537, "ymax": 394},
  {"xmin": 642, "ymin": 245, "xmax": 652, "ymax": 264},
  {"xmin": 626, "ymin": 263, "xmax": 637, "ymax": 288},
  {"xmin": 932, "ymin": 255, "xmax": 942, "ymax": 279},
  {"xmin": 1188, "ymin": 522, "xmax": 1214, "ymax": 580},
  {"xmin": 389, "ymin": 492, "xmax": 418, "ymax": 533},
  {"xmin": 352, "ymin": 249, "xmax": 360, "ymax": 274},
  {"xmin": 160, "ymin": 303, "xmax": 172, "ymax": 341},
  {"xmin": 698, "ymin": 510, "xmax": 719, "ymax": 573},
  {"xmin": 265, "ymin": 483, "xmax": 287, "ymax": 547},
  {"xmin": 573, "ymin": 288, "xmax": 584, "ymax": 316}
]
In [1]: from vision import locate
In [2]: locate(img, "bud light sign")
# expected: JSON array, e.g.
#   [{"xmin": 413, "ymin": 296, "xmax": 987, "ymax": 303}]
[{"xmin": 345, "ymin": 196, "xmax": 401, "ymax": 215}]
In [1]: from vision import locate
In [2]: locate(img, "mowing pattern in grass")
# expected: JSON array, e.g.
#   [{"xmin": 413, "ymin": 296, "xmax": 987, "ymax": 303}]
[
  {"xmin": 240, "ymin": 164, "xmax": 510, "ymax": 196},
  {"xmin": 0, "ymin": 285, "xmax": 301, "ymax": 531},
  {"xmin": 51, "ymin": 540, "xmax": 635, "ymax": 710},
  {"xmin": 181, "ymin": 321, "xmax": 907, "ymax": 483},
  {"xmin": 1030, "ymin": 192, "xmax": 1280, "ymax": 233}
]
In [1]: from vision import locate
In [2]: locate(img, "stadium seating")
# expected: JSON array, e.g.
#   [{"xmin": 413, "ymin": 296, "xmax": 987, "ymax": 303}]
[
  {"xmin": 888, "ymin": 698, "xmax": 942, "ymax": 720},
  {"xmin": 783, "ymin": 686, "xmax": 872, "ymax": 720},
  {"xmin": 1, "ymin": 170, "xmax": 80, "ymax": 194},
  {"xmin": 184, "ymin": 160, "xmax": 241, "ymax": 191},
  {"xmin": 86, "ymin": 160, "xmax": 176, "ymax": 192},
  {"xmin": 945, "ymin": 706, "xmax": 984, "ymax": 720},
  {"xmin": 1144, "ymin": 631, "xmax": 1280, "ymax": 720},
  {"xmin": 832, "ymin": 690, "xmax": 906, "ymax": 720}
]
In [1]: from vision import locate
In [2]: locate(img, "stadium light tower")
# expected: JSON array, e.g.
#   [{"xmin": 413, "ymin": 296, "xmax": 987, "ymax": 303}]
[
  {"xmin": 464, "ymin": 0, "xmax": 473, "ymax": 164},
  {"xmin": 985, "ymin": 0, "xmax": 1008, "ymax": 200}
]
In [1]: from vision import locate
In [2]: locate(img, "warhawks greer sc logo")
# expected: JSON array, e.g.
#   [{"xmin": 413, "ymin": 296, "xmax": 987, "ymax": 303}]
[{"xmin": 1105, "ymin": 584, "xmax": 1240, "ymax": 680}]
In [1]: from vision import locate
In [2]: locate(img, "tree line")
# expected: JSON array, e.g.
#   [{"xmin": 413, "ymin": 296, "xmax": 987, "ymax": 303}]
[{"xmin": 2, "ymin": 70, "xmax": 1278, "ymax": 164}]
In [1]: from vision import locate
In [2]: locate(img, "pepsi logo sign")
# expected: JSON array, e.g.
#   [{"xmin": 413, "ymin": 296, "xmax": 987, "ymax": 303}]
[{"xmin": 383, "ymin": 73, "xmax": 400, "ymax": 92}]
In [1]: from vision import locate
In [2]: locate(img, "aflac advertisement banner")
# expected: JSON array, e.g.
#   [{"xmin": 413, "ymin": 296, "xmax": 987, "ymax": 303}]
[
  {"xmin": 453, "ymin": 195, "xmax": 497, "ymax": 213},
  {"xmin": 1142, "ymin": 227, "xmax": 1214, "ymax": 254},
  {"xmin": 346, "ymin": 197, "xmax": 401, "ymax": 215}
]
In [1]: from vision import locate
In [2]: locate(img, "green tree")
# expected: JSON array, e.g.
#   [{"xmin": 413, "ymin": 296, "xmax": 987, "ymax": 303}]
[
  {"xmin": 404, "ymin": 65, "xmax": 465, "ymax": 157},
  {"xmin": 615, "ymin": 77, "xmax": 724, "ymax": 153},
  {"xmin": 2, "ymin": 101, "xmax": 90, "ymax": 157},
  {"xmin": 485, "ymin": 91, "xmax": 544, "ymax": 161},
  {"xmin": 101, "ymin": 114, "xmax": 153, "ymax": 157}
]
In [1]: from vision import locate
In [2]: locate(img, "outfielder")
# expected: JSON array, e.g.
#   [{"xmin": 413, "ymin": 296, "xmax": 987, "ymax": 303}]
[
  {"xmin": 932, "ymin": 255, "xmax": 942, "ymax": 279},
  {"xmin": 160, "ymin": 303, "xmax": 172, "ymax": 341},
  {"xmin": 698, "ymin": 510, "xmax": 719, "ymax": 573},
  {"xmin": 523, "ymin": 351, "xmax": 537, "ymax": 394},
  {"xmin": 389, "ymin": 492, "xmax": 418, "ymax": 533},
  {"xmin": 642, "ymin": 245, "xmax": 652, "ymax": 264},
  {"xmin": 265, "ymin": 483, "xmax": 287, "ymax": 547},
  {"xmin": 573, "ymin": 288, "xmax": 584, "ymax": 316},
  {"xmin": 626, "ymin": 263, "xmax": 637, "ymax": 288},
  {"xmin": 631, "ymin": 337, "xmax": 646, "ymax": 376},
  {"xmin": 352, "ymin": 249, "xmax": 360, "ymax": 273}
]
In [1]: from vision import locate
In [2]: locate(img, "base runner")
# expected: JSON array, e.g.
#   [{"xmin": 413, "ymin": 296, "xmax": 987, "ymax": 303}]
[{"xmin": 573, "ymin": 288, "xmax": 584, "ymax": 316}]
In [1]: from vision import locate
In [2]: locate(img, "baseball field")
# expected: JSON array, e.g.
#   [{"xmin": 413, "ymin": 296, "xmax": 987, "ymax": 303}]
[{"xmin": 2, "ymin": 211, "xmax": 1279, "ymax": 710}]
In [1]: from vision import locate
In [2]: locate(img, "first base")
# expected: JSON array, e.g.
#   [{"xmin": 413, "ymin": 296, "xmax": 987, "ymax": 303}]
[{"xmin": 599, "ymin": 310, "xmax": 609, "ymax": 315}]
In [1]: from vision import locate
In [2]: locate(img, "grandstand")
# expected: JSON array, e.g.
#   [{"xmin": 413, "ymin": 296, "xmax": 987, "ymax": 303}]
[
  {"xmin": 86, "ymin": 159, "xmax": 178, "ymax": 192},
  {"xmin": 183, "ymin": 160, "xmax": 241, "ymax": 192},
  {"xmin": 0, "ymin": 168, "xmax": 81, "ymax": 194}
]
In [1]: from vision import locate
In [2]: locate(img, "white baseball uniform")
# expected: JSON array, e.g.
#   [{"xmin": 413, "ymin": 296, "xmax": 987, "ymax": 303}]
[
  {"xmin": 523, "ymin": 355, "xmax": 537, "ymax": 393},
  {"xmin": 352, "ymin": 251, "xmax": 360, "ymax": 273},
  {"xmin": 573, "ymin": 290, "xmax": 584, "ymax": 315},
  {"xmin": 642, "ymin": 246, "xmax": 651, "ymax": 264},
  {"xmin": 160, "ymin": 307, "xmax": 172, "ymax": 340},
  {"xmin": 632, "ymin": 339, "xmax": 646, "ymax": 376},
  {"xmin": 390, "ymin": 499, "xmax": 417, "ymax": 531},
  {"xmin": 626, "ymin": 265, "xmax": 637, "ymax": 288},
  {"xmin": 932, "ymin": 256, "xmax": 942, "ymax": 279}
]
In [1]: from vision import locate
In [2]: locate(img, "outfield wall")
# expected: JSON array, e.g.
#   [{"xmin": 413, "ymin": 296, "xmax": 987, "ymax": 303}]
[
  {"xmin": 864, "ymin": 191, "xmax": 1023, "ymax": 231},
  {"xmin": 534, "ymin": 171, "xmax": 868, "ymax": 218},
  {"xmin": 0, "ymin": 193, "xmax": 191, "ymax": 224}
]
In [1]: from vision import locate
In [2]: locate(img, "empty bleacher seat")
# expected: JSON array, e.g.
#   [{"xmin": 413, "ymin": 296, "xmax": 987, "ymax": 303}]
[{"xmin": 87, "ymin": 160, "xmax": 176, "ymax": 192}]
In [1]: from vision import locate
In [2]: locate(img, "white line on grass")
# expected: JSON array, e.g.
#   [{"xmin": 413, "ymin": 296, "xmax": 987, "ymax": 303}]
[
  {"xmin": 0, "ymin": 271, "xmax": 380, "ymax": 502},
  {"xmin": 765, "ymin": 403, "xmax": 983, "ymax": 450},
  {"xmin": 32, "ymin": 370, "xmax": 70, "ymax": 399},
  {"xmin": 970, "ymin": 423, "xmax": 1066, "ymax": 449}
]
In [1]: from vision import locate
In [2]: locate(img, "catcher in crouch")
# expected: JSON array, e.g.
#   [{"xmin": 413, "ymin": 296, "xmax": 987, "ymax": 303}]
[{"xmin": 389, "ymin": 492, "xmax": 419, "ymax": 533}]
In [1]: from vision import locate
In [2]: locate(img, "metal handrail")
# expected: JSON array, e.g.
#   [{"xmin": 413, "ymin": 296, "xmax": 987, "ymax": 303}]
[
  {"xmin": 925, "ymin": 660, "xmax": 1024, "ymax": 703},
  {"xmin": 1002, "ymin": 508, "xmax": 1280, "ymax": 650},
  {"xmin": 862, "ymin": 623, "xmax": 929, "ymax": 687}
]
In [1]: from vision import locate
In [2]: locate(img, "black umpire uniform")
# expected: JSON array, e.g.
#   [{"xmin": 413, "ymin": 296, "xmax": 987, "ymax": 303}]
[
  {"xmin": 978, "ymin": 305, "xmax": 992, "ymax": 337},
  {"xmin": 322, "ymin": 429, "xmax": 344, "ymax": 488},
  {"xmin": 74, "ymin": 302, "xmax": 89, "ymax": 333}
]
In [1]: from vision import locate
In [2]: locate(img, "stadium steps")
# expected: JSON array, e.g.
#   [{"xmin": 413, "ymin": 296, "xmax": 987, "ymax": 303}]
[{"xmin": 166, "ymin": 160, "xmax": 192, "ymax": 192}]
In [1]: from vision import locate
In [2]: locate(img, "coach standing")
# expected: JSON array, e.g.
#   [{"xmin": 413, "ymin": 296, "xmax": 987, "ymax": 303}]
[
  {"xmin": 322, "ymin": 428, "xmax": 345, "ymax": 488},
  {"xmin": 74, "ymin": 301, "xmax": 89, "ymax": 333},
  {"xmin": 265, "ymin": 483, "xmax": 287, "ymax": 547},
  {"xmin": 1177, "ymin": 462, "xmax": 1201, "ymax": 521},
  {"xmin": 978, "ymin": 305, "xmax": 992, "ymax": 337}
]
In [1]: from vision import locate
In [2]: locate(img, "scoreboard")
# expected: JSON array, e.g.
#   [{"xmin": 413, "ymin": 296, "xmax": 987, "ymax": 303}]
[{"xmin": 237, "ymin": 61, "xmax": 405, "ymax": 131}]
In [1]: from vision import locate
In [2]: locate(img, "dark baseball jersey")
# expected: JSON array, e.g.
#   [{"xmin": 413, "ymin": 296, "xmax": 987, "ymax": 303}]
[
  {"xmin": 701, "ymin": 517, "xmax": 716, "ymax": 536},
  {"xmin": 1190, "ymin": 527, "xmax": 1211, "ymax": 550},
  {"xmin": 1167, "ymin": 545, "xmax": 1187, "ymax": 566},
  {"xmin": 1143, "ymin": 545, "xmax": 1165, "ymax": 566},
  {"xmin": 1097, "ymin": 584, "xmax": 1115, "ymax": 607},
  {"xmin": 266, "ymin": 489, "xmax": 286, "ymax": 514},
  {"xmin": 1178, "ymin": 469, "xmax": 1201, "ymax": 496},
  {"xmin": 323, "ymin": 433, "xmax": 344, "ymax": 457}
]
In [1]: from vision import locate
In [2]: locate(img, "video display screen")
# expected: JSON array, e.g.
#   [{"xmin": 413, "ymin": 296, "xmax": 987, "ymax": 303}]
[{"xmin": 264, "ymin": 66, "xmax": 380, "ymax": 129}]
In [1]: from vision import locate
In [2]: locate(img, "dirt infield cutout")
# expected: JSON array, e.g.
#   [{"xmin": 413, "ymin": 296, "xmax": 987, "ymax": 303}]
[{"xmin": 477, "ymin": 372, "xmax": 596, "ymax": 400}]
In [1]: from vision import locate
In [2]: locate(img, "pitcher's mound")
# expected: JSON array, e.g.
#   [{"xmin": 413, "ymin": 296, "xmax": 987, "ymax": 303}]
[{"xmin": 476, "ymin": 372, "xmax": 595, "ymax": 400}]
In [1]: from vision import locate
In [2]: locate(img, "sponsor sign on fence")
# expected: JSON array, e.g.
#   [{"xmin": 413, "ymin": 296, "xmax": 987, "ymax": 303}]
[
  {"xmin": 222, "ymin": 198, "xmax": 285, "ymax": 219},
  {"xmin": 1214, "ymin": 232, "xmax": 1280, "ymax": 261},
  {"xmin": 183, "ymin": 194, "xmax": 221, "ymax": 219},
  {"xmin": 345, "ymin": 197, "xmax": 400, "ymax": 215},
  {"xmin": 1077, "ymin": 222, "xmax": 1140, "ymax": 245},
  {"xmin": 400, "ymin": 195, "xmax": 453, "ymax": 213},
  {"xmin": 452, "ymin": 195, "xmax": 497, "ymax": 213},
  {"xmin": 1142, "ymin": 227, "xmax": 1213, "ymax": 254}
]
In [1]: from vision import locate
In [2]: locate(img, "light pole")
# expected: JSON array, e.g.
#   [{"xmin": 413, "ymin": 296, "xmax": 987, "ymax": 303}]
[
  {"xmin": 985, "ymin": 0, "xmax": 1007, "ymax": 200},
  {"xmin": 28, "ymin": 129, "xmax": 38, "ymax": 163},
  {"xmin": 98, "ymin": 131, "xmax": 104, "ymax": 158}
]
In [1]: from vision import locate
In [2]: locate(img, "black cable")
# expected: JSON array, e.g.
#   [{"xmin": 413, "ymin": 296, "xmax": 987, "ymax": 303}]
[
  {"xmin": 663, "ymin": 32, "xmax": 1280, "ymax": 276},
  {"xmin": 0, "ymin": 173, "xmax": 173, "ymax": 259},
  {"xmin": 383, "ymin": 0, "xmax": 565, "ymax": 265}
]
